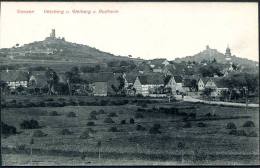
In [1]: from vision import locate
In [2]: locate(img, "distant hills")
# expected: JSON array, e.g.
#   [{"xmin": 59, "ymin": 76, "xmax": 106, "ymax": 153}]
[
  {"xmin": 174, "ymin": 46, "xmax": 258, "ymax": 67},
  {"xmin": 0, "ymin": 35, "xmax": 138, "ymax": 65},
  {"xmin": 0, "ymin": 30, "xmax": 258, "ymax": 72}
]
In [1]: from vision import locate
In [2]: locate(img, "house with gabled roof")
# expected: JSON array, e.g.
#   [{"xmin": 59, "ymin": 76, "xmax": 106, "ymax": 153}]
[
  {"xmin": 133, "ymin": 73, "xmax": 164, "ymax": 96},
  {"xmin": 198, "ymin": 77, "xmax": 229, "ymax": 97},
  {"xmin": 0, "ymin": 70, "xmax": 29, "ymax": 89},
  {"xmin": 28, "ymin": 71, "xmax": 48, "ymax": 89},
  {"xmin": 165, "ymin": 75, "xmax": 184, "ymax": 94}
]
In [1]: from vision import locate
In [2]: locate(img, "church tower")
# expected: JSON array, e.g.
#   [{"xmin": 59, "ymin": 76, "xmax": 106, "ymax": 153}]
[{"xmin": 225, "ymin": 45, "xmax": 231, "ymax": 61}]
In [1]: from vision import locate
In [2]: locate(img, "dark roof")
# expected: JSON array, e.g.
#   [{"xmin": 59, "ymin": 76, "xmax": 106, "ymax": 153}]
[
  {"xmin": 182, "ymin": 79, "xmax": 192, "ymax": 87},
  {"xmin": 211, "ymin": 78, "xmax": 227, "ymax": 88},
  {"xmin": 124, "ymin": 73, "xmax": 137, "ymax": 83},
  {"xmin": 137, "ymin": 74, "xmax": 164, "ymax": 85},
  {"xmin": 173, "ymin": 76, "xmax": 183, "ymax": 83},
  {"xmin": 80, "ymin": 72, "xmax": 121, "ymax": 83},
  {"xmin": 1, "ymin": 70, "xmax": 29, "ymax": 82},
  {"xmin": 150, "ymin": 58, "xmax": 167, "ymax": 65}
]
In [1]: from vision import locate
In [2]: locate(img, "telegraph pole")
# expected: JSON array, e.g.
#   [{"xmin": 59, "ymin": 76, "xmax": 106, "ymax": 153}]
[{"xmin": 243, "ymin": 86, "xmax": 248, "ymax": 113}]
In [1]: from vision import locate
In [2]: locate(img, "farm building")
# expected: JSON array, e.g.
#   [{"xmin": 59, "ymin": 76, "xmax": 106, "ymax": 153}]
[
  {"xmin": 165, "ymin": 75, "xmax": 183, "ymax": 94},
  {"xmin": 133, "ymin": 73, "xmax": 164, "ymax": 96},
  {"xmin": 0, "ymin": 70, "xmax": 29, "ymax": 89}
]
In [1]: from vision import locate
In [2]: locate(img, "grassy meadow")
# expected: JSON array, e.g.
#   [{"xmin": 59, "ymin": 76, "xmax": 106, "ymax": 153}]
[{"xmin": 1, "ymin": 96, "xmax": 259, "ymax": 165}]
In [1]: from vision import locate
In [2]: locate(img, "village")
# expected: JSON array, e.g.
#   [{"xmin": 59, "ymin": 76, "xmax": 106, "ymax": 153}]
[
  {"xmin": 0, "ymin": 29, "xmax": 259, "ymax": 166},
  {"xmin": 0, "ymin": 30, "xmax": 258, "ymax": 104}
]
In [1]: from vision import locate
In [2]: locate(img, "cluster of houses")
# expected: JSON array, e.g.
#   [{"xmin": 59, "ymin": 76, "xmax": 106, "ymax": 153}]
[{"xmin": 0, "ymin": 63, "xmax": 229, "ymax": 99}]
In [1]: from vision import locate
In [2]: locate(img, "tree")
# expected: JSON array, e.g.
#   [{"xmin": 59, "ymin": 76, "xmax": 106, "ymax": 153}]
[
  {"xmin": 111, "ymin": 76, "xmax": 125, "ymax": 95},
  {"xmin": 190, "ymin": 79, "xmax": 198, "ymax": 91},
  {"xmin": 45, "ymin": 68, "xmax": 59, "ymax": 95},
  {"xmin": 202, "ymin": 88, "xmax": 214, "ymax": 99}
]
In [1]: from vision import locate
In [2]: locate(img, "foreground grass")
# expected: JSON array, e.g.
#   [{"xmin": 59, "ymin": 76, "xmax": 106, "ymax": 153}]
[{"xmin": 1, "ymin": 96, "xmax": 259, "ymax": 165}]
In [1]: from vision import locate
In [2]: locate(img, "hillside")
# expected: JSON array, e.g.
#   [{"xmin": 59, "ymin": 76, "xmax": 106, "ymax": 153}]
[
  {"xmin": 174, "ymin": 46, "xmax": 258, "ymax": 67},
  {"xmin": 0, "ymin": 35, "xmax": 139, "ymax": 65}
]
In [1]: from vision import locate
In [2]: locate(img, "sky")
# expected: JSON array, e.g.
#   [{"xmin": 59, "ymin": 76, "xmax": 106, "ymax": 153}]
[{"xmin": 0, "ymin": 2, "xmax": 258, "ymax": 61}]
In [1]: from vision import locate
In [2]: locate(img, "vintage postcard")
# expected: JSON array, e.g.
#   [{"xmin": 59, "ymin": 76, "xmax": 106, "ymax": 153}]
[{"xmin": 0, "ymin": 1, "xmax": 259, "ymax": 166}]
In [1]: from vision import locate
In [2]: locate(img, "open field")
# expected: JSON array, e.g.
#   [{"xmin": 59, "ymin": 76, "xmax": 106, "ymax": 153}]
[{"xmin": 1, "ymin": 96, "xmax": 259, "ymax": 165}]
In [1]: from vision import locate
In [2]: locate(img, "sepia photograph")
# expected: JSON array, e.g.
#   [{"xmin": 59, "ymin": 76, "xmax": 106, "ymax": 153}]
[{"xmin": 0, "ymin": 1, "xmax": 259, "ymax": 166}]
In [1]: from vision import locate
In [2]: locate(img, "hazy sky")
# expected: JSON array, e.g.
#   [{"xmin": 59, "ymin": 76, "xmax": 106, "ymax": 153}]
[{"xmin": 0, "ymin": 2, "xmax": 258, "ymax": 61}]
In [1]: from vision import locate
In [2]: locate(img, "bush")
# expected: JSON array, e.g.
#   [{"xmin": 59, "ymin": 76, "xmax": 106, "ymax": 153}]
[
  {"xmin": 88, "ymin": 114, "xmax": 97, "ymax": 120},
  {"xmin": 183, "ymin": 122, "xmax": 191, "ymax": 128},
  {"xmin": 120, "ymin": 120, "xmax": 126, "ymax": 124},
  {"xmin": 149, "ymin": 127, "xmax": 161, "ymax": 134},
  {"xmin": 205, "ymin": 113, "xmax": 211, "ymax": 117},
  {"xmin": 17, "ymin": 144, "xmax": 26, "ymax": 151},
  {"xmin": 136, "ymin": 124, "xmax": 146, "ymax": 131},
  {"xmin": 229, "ymin": 130, "xmax": 247, "ymax": 136},
  {"xmin": 189, "ymin": 113, "xmax": 196, "ymax": 119},
  {"xmin": 98, "ymin": 109, "xmax": 105, "ymax": 114},
  {"xmin": 1, "ymin": 122, "xmax": 17, "ymax": 135},
  {"xmin": 80, "ymin": 130, "xmax": 91, "ymax": 139},
  {"xmin": 108, "ymin": 126, "xmax": 118, "ymax": 132},
  {"xmin": 130, "ymin": 118, "xmax": 135, "ymax": 124},
  {"xmin": 243, "ymin": 121, "xmax": 255, "ymax": 127},
  {"xmin": 90, "ymin": 111, "xmax": 98, "ymax": 116},
  {"xmin": 153, "ymin": 123, "xmax": 161, "ymax": 129},
  {"xmin": 104, "ymin": 117, "xmax": 114, "ymax": 123},
  {"xmin": 197, "ymin": 122, "xmax": 206, "ymax": 127},
  {"xmin": 134, "ymin": 113, "xmax": 144, "ymax": 119},
  {"xmin": 87, "ymin": 121, "xmax": 95, "ymax": 126},
  {"xmin": 33, "ymin": 130, "xmax": 47, "ymax": 137},
  {"xmin": 86, "ymin": 128, "xmax": 96, "ymax": 134},
  {"xmin": 226, "ymin": 122, "xmax": 236, "ymax": 129},
  {"xmin": 247, "ymin": 131, "xmax": 258, "ymax": 137},
  {"xmin": 49, "ymin": 111, "xmax": 59, "ymax": 116},
  {"xmin": 60, "ymin": 129, "xmax": 73, "ymax": 135},
  {"xmin": 108, "ymin": 112, "xmax": 118, "ymax": 117},
  {"xmin": 20, "ymin": 119, "xmax": 40, "ymax": 129},
  {"xmin": 67, "ymin": 112, "xmax": 76, "ymax": 117}
]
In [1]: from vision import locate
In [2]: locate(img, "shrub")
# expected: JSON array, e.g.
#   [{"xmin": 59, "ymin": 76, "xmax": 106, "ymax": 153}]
[
  {"xmin": 247, "ymin": 131, "xmax": 258, "ymax": 137},
  {"xmin": 60, "ymin": 129, "xmax": 73, "ymax": 135},
  {"xmin": 189, "ymin": 113, "xmax": 196, "ymax": 119},
  {"xmin": 17, "ymin": 144, "xmax": 26, "ymax": 151},
  {"xmin": 134, "ymin": 113, "xmax": 144, "ymax": 119},
  {"xmin": 153, "ymin": 123, "xmax": 161, "ymax": 129},
  {"xmin": 80, "ymin": 130, "xmax": 91, "ymax": 139},
  {"xmin": 67, "ymin": 112, "xmax": 76, "ymax": 117},
  {"xmin": 49, "ymin": 111, "xmax": 59, "ymax": 116},
  {"xmin": 205, "ymin": 113, "xmax": 211, "ymax": 117},
  {"xmin": 98, "ymin": 109, "xmax": 105, "ymax": 114},
  {"xmin": 1, "ymin": 122, "xmax": 17, "ymax": 135},
  {"xmin": 108, "ymin": 126, "xmax": 118, "ymax": 132},
  {"xmin": 226, "ymin": 122, "xmax": 236, "ymax": 129},
  {"xmin": 136, "ymin": 124, "xmax": 146, "ymax": 131},
  {"xmin": 87, "ymin": 121, "xmax": 95, "ymax": 126},
  {"xmin": 90, "ymin": 111, "xmax": 98, "ymax": 116},
  {"xmin": 183, "ymin": 122, "xmax": 191, "ymax": 128},
  {"xmin": 130, "ymin": 118, "xmax": 135, "ymax": 124},
  {"xmin": 243, "ymin": 121, "xmax": 255, "ymax": 127},
  {"xmin": 86, "ymin": 128, "xmax": 96, "ymax": 134},
  {"xmin": 229, "ymin": 130, "xmax": 247, "ymax": 136},
  {"xmin": 108, "ymin": 112, "xmax": 118, "ymax": 117},
  {"xmin": 88, "ymin": 114, "xmax": 97, "ymax": 120},
  {"xmin": 46, "ymin": 98, "xmax": 54, "ymax": 101},
  {"xmin": 149, "ymin": 127, "xmax": 161, "ymax": 134},
  {"xmin": 197, "ymin": 122, "xmax": 206, "ymax": 127},
  {"xmin": 33, "ymin": 130, "xmax": 47, "ymax": 137},
  {"xmin": 20, "ymin": 119, "xmax": 40, "ymax": 129},
  {"xmin": 120, "ymin": 120, "xmax": 126, "ymax": 124},
  {"xmin": 104, "ymin": 117, "xmax": 114, "ymax": 123}
]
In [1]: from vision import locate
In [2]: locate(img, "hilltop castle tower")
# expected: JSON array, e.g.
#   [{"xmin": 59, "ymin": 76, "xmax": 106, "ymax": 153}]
[{"xmin": 50, "ymin": 29, "xmax": 56, "ymax": 38}]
